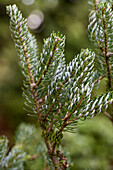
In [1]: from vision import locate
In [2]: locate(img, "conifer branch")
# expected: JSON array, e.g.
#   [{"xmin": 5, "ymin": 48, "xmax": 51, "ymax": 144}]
[
  {"xmin": 21, "ymin": 40, "xmax": 35, "ymax": 92},
  {"xmin": 35, "ymin": 38, "xmax": 59, "ymax": 89},
  {"xmin": 102, "ymin": 7, "xmax": 112, "ymax": 89},
  {"xmin": 6, "ymin": 3, "xmax": 113, "ymax": 169},
  {"xmin": 43, "ymin": 59, "xmax": 88, "ymax": 121}
]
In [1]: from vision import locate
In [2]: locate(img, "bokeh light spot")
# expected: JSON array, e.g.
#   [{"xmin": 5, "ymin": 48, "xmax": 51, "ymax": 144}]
[
  {"xmin": 22, "ymin": 0, "xmax": 35, "ymax": 6},
  {"xmin": 27, "ymin": 10, "xmax": 44, "ymax": 30}
]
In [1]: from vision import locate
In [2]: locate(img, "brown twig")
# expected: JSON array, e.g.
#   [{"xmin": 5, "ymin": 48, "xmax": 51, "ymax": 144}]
[
  {"xmin": 94, "ymin": 74, "xmax": 106, "ymax": 85},
  {"xmin": 30, "ymin": 153, "xmax": 41, "ymax": 160},
  {"xmin": 104, "ymin": 111, "xmax": 113, "ymax": 121},
  {"xmin": 63, "ymin": 95, "xmax": 84, "ymax": 121}
]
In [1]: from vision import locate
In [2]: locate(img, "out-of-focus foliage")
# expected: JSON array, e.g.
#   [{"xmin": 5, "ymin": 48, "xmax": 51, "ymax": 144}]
[
  {"xmin": 64, "ymin": 116, "xmax": 113, "ymax": 170},
  {"xmin": 0, "ymin": 123, "xmax": 71, "ymax": 170},
  {"xmin": 1, "ymin": 116, "xmax": 112, "ymax": 170},
  {"xmin": 0, "ymin": 136, "xmax": 26, "ymax": 169},
  {"xmin": 15, "ymin": 123, "xmax": 48, "ymax": 170},
  {"xmin": 0, "ymin": 123, "xmax": 47, "ymax": 170}
]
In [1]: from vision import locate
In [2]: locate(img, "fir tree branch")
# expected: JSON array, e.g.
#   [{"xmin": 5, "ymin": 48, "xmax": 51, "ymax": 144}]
[
  {"xmin": 43, "ymin": 60, "xmax": 87, "ymax": 121},
  {"xmin": 6, "ymin": 4, "xmax": 113, "ymax": 169},
  {"xmin": 62, "ymin": 95, "xmax": 84, "ymax": 121},
  {"xmin": 102, "ymin": 7, "xmax": 112, "ymax": 89},
  {"xmin": 43, "ymin": 59, "xmax": 80, "ymax": 121},
  {"xmin": 21, "ymin": 39, "xmax": 35, "ymax": 92},
  {"xmin": 34, "ymin": 38, "xmax": 60, "ymax": 89}
]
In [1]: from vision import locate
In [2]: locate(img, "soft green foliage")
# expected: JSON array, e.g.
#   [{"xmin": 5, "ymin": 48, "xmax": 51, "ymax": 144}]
[
  {"xmin": 5, "ymin": 2, "xmax": 113, "ymax": 169},
  {"xmin": 15, "ymin": 123, "xmax": 48, "ymax": 170},
  {"xmin": 1, "ymin": 118, "xmax": 113, "ymax": 170},
  {"xmin": 0, "ymin": 136, "xmax": 26, "ymax": 170},
  {"xmin": 64, "ymin": 116, "xmax": 113, "ymax": 170},
  {"xmin": 0, "ymin": 136, "xmax": 8, "ymax": 162},
  {"xmin": 0, "ymin": 124, "xmax": 49, "ymax": 170}
]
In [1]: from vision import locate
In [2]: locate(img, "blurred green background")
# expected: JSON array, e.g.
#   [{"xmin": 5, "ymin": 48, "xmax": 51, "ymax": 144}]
[{"xmin": 0, "ymin": 0, "xmax": 113, "ymax": 169}]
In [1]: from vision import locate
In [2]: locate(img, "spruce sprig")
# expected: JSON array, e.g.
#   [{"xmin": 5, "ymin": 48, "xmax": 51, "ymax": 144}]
[
  {"xmin": 88, "ymin": 1, "xmax": 113, "ymax": 89},
  {"xmin": 6, "ymin": 3, "xmax": 113, "ymax": 169},
  {"xmin": 88, "ymin": 0, "xmax": 113, "ymax": 122}
]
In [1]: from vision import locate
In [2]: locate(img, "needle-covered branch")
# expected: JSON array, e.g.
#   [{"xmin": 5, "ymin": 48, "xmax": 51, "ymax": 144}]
[{"xmin": 6, "ymin": 3, "xmax": 113, "ymax": 169}]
